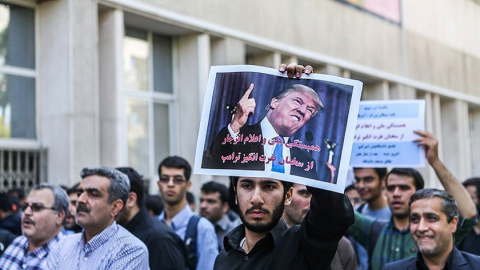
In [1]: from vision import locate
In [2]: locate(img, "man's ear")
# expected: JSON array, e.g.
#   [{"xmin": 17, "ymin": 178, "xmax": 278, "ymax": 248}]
[
  {"xmin": 186, "ymin": 181, "xmax": 192, "ymax": 191},
  {"xmin": 450, "ymin": 216, "xmax": 459, "ymax": 234},
  {"xmin": 56, "ymin": 210, "xmax": 66, "ymax": 226},
  {"xmin": 111, "ymin": 200, "xmax": 124, "ymax": 217},
  {"xmin": 126, "ymin": 192, "xmax": 137, "ymax": 209},
  {"xmin": 284, "ymin": 187, "xmax": 293, "ymax": 206},
  {"xmin": 222, "ymin": 202, "xmax": 230, "ymax": 215},
  {"xmin": 270, "ymin": 97, "xmax": 279, "ymax": 110}
]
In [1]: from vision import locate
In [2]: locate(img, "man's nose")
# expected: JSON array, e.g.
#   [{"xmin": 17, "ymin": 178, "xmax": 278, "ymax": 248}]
[
  {"xmin": 392, "ymin": 187, "xmax": 402, "ymax": 196},
  {"xmin": 77, "ymin": 192, "xmax": 87, "ymax": 204},
  {"xmin": 250, "ymin": 187, "xmax": 264, "ymax": 205},
  {"xmin": 416, "ymin": 218, "xmax": 429, "ymax": 231}
]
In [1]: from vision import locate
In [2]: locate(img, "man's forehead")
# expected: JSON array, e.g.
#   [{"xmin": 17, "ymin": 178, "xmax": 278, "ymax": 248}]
[
  {"xmin": 79, "ymin": 175, "xmax": 110, "ymax": 190},
  {"xmin": 27, "ymin": 188, "xmax": 54, "ymax": 203},
  {"xmin": 354, "ymin": 168, "xmax": 378, "ymax": 178},
  {"xmin": 410, "ymin": 197, "xmax": 443, "ymax": 213},
  {"xmin": 387, "ymin": 174, "xmax": 415, "ymax": 187},
  {"xmin": 160, "ymin": 166, "xmax": 185, "ymax": 175},
  {"xmin": 202, "ymin": 191, "xmax": 221, "ymax": 199},
  {"xmin": 238, "ymin": 177, "xmax": 281, "ymax": 183},
  {"xmin": 293, "ymin": 183, "xmax": 307, "ymax": 190}
]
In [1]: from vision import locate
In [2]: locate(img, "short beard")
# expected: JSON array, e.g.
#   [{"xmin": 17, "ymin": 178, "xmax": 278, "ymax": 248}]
[{"xmin": 240, "ymin": 197, "xmax": 286, "ymax": 233}]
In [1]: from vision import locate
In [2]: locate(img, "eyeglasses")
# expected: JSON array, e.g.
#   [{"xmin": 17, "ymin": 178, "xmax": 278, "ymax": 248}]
[
  {"xmin": 21, "ymin": 203, "xmax": 57, "ymax": 212},
  {"xmin": 351, "ymin": 198, "xmax": 362, "ymax": 204},
  {"xmin": 159, "ymin": 175, "xmax": 187, "ymax": 185}
]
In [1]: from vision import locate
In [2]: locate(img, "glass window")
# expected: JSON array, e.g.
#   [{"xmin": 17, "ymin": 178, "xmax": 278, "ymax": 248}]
[
  {"xmin": 124, "ymin": 28, "xmax": 149, "ymax": 91},
  {"xmin": 123, "ymin": 28, "xmax": 175, "ymax": 179},
  {"xmin": 154, "ymin": 103, "xmax": 170, "ymax": 168},
  {"xmin": 153, "ymin": 34, "xmax": 173, "ymax": 94},
  {"xmin": 126, "ymin": 98, "xmax": 149, "ymax": 175},
  {"xmin": 0, "ymin": 2, "xmax": 35, "ymax": 68},
  {"xmin": 0, "ymin": 2, "xmax": 36, "ymax": 140}
]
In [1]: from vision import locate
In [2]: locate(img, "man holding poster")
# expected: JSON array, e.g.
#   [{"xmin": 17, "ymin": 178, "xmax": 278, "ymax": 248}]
[
  {"xmin": 211, "ymin": 64, "xmax": 355, "ymax": 270},
  {"xmin": 204, "ymin": 83, "xmax": 324, "ymax": 180}
]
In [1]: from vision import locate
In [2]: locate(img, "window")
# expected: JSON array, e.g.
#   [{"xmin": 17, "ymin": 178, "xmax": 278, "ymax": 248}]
[
  {"xmin": 0, "ymin": 2, "xmax": 36, "ymax": 139},
  {"xmin": 123, "ymin": 27, "xmax": 174, "ymax": 178}
]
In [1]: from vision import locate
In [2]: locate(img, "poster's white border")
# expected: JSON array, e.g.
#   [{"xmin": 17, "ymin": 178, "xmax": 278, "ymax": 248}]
[{"xmin": 194, "ymin": 65, "xmax": 363, "ymax": 193}]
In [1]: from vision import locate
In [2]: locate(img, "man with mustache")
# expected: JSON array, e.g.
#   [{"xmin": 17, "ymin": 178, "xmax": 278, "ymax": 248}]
[
  {"xmin": 383, "ymin": 189, "xmax": 480, "ymax": 270},
  {"xmin": 214, "ymin": 176, "xmax": 354, "ymax": 269},
  {"xmin": 203, "ymin": 65, "xmax": 323, "ymax": 180},
  {"xmin": 347, "ymin": 131, "xmax": 477, "ymax": 270},
  {"xmin": 46, "ymin": 167, "xmax": 149, "ymax": 269},
  {"xmin": 0, "ymin": 183, "xmax": 68, "ymax": 269}
]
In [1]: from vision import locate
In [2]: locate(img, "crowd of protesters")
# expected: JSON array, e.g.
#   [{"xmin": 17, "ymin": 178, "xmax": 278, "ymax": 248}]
[{"xmin": 0, "ymin": 64, "xmax": 479, "ymax": 269}]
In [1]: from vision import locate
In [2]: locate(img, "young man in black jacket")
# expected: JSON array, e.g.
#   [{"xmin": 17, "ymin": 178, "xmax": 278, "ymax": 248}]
[{"xmin": 214, "ymin": 176, "xmax": 354, "ymax": 269}]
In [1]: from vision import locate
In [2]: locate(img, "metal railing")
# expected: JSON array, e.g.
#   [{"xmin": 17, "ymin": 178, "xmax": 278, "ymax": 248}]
[{"xmin": 0, "ymin": 148, "xmax": 47, "ymax": 191}]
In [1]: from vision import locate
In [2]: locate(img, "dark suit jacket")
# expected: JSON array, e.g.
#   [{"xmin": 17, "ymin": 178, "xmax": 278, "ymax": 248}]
[
  {"xmin": 382, "ymin": 247, "xmax": 480, "ymax": 270},
  {"xmin": 203, "ymin": 122, "xmax": 319, "ymax": 180}
]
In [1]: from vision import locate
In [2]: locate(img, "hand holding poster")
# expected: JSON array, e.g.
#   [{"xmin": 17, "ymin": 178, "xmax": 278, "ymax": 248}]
[
  {"xmin": 350, "ymin": 100, "xmax": 426, "ymax": 168},
  {"xmin": 194, "ymin": 65, "xmax": 363, "ymax": 193}
]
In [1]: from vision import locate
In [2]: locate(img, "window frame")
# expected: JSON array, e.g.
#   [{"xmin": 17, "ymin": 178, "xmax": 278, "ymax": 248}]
[{"xmin": 122, "ymin": 27, "xmax": 178, "ymax": 185}]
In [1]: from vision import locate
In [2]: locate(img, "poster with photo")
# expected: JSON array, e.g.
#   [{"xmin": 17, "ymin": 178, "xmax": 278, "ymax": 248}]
[{"xmin": 194, "ymin": 65, "xmax": 363, "ymax": 193}]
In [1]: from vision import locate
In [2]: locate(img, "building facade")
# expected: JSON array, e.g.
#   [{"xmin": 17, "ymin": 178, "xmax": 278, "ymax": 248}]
[{"xmin": 0, "ymin": 0, "xmax": 479, "ymax": 194}]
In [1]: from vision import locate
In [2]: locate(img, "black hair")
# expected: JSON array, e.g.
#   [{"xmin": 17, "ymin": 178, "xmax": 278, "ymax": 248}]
[
  {"xmin": 201, "ymin": 181, "xmax": 228, "ymax": 204},
  {"xmin": 7, "ymin": 188, "xmax": 25, "ymax": 200},
  {"xmin": 0, "ymin": 193, "xmax": 12, "ymax": 212},
  {"xmin": 146, "ymin": 195, "xmax": 164, "ymax": 216},
  {"xmin": 67, "ymin": 183, "xmax": 80, "ymax": 195},
  {"xmin": 386, "ymin": 168, "xmax": 425, "ymax": 191},
  {"xmin": 353, "ymin": 167, "xmax": 388, "ymax": 181},
  {"xmin": 186, "ymin": 191, "xmax": 195, "ymax": 206},
  {"xmin": 116, "ymin": 167, "xmax": 146, "ymax": 208},
  {"xmin": 344, "ymin": 184, "xmax": 357, "ymax": 193},
  {"xmin": 409, "ymin": 188, "xmax": 458, "ymax": 223},
  {"xmin": 158, "ymin": 156, "xmax": 192, "ymax": 181}
]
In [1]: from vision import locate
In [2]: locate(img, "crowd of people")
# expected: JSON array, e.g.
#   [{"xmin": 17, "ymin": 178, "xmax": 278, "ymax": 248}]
[{"xmin": 0, "ymin": 64, "xmax": 479, "ymax": 269}]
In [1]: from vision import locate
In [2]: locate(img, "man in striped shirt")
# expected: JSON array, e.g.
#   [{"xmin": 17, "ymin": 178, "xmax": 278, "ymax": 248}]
[
  {"xmin": 0, "ymin": 183, "xmax": 68, "ymax": 270},
  {"xmin": 46, "ymin": 167, "xmax": 149, "ymax": 269}
]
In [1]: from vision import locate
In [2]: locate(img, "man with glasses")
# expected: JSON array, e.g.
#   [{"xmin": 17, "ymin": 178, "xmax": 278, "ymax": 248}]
[
  {"xmin": 0, "ymin": 183, "xmax": 68, "ymax": 269},
  {"xmin": 157, "ymin": 156, "xmax": 218, "ymax": 270}
]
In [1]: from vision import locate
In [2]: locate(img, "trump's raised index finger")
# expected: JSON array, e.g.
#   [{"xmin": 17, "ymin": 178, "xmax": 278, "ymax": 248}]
[{"xmin": 240, "ymin": 83, "xmax": 254, "ymax": 101}]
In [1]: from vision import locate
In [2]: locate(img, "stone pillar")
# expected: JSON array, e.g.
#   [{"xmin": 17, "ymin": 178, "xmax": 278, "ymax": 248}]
[
  {"xmin": 37, "ymin": 0, "xmax": 99, "ymax": 186},
  {"xmin": 98, "ymin": 8, "xmax": 125, "ymax": 167},
  {"xmin": 440, "ymin": 99, "xmax": 471, "ymax": 182},
  {"xmin": 389, "ymin": 84, "xmax": 416, "ymax": 100},
  {"xmin": 177, "ymin": 33, "xmax": 211, "ymax": 193},
  {"xmin": 363, "ymin": 80, "xmax": 389, "ymax": 100},
  {"xmin": 470, "ymin": 109, "xmax": 480, "ymax": 177},
  {"xmin": 247, "ymin": 51, "xmax": 281, "ymax": 68},
  {"xmin": 211, "ymin": 37, "xmax": 245, "ymax": 66}
]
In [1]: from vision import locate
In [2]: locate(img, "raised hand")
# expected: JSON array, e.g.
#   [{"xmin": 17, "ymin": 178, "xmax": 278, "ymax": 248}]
[
  {"xmin": 413, "ymin": 130, "xmax": 439, "ymax": 165},
  {"xmin": 279, "ymin": 63, "xmax": 314, "ymax": 78},
  {"xmin": 230, "ymin": 83, "xmax": 256, "ymax": 133}
]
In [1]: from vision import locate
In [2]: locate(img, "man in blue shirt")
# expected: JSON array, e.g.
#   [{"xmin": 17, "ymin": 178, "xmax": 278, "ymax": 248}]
[
  {"xmin": 158, "ymin": 156, "xmax": 218, "ymax": 270},
  {"xmin": 46, "ymin": 167, "xmax": 149, "ymax": 269}
]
